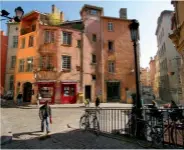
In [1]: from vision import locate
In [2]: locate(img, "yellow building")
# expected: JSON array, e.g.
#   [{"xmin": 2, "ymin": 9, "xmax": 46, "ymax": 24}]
[{"xmin": 169, "ymin": 1, "xmax": 184, "ymax": 104}]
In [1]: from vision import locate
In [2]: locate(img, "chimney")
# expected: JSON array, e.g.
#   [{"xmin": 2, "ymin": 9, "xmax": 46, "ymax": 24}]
[
  {"xmin": 60, "ymin": 11, "xmax": 64, "ymax": 22},
  {"xmin": 52, "ymin": 4, "xmax": 56, "ymax": 13},
  {"xmin": 119, "ymin": 8, "xmax": 127, "ymax": 19}
]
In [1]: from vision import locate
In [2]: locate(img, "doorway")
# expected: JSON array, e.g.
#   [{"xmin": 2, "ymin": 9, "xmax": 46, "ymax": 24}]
[
  {"xmin": 23, "ymin": 82, "xmax": 32, "ymax": 102},
  {"xmin": 107, "ymin": 81, "xmax": 120, "ymax": 102},
  {"xmin": 85, "ymin": 85, "xmax": 91, "ymax": 101}
]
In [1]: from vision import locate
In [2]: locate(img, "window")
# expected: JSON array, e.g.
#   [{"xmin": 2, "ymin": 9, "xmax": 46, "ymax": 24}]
[
  {"xmin": 9, "ymin": 75, "xmax": 14, "ymax": 90},
  {"xmin": 77, "ymin": 40, "xmax": 81, "ymax": 48},
  {"xmin": 26, "ymin": 57, "xmax": 33, "ymax": 72},
  {"xmin": 108, "ymin": 61, "xmax": 115, "ymax": 73},
  {"xmin": 44, "ymin": 31, "xmax": 54, "ymax": 43},
  {"xmin": 19, "ymin": 59, "xmax": 24, "ymax": 72},
  {"xmin": 63, "ymin": 32, "xmax": 71, "ymax": 45},
  {"xmin": 21, "ymin": 38, "xmax": 25, "ymax": 49},
  {"xmin": 31, "ymin": 24, "xmax": 36, "ymax": 31},
  {"xmin": 11, "ymin": 56, "xmax": 16, "ymax": 68},
  {"xmin": 90, "ymin": 9, "xmax": 97, "ymax": 15},
  {"xmin": 39, "ymin": 56, "xmax": 53, "ymax": 70},
  {"xmin": 13, "ymin": 36, "xmax": 18, "ymax": 48},
  {"xmin": 29, "ymin": 36, "xmax": 34, "ymax": 47},
  {"xmin": 92, "ymin": 34, "xmax": 96, "ymax": 42},
  {"xmin": 62, "ymin": 56, "xmax": 71, "ymax": 70},
  {"xmin": 92, "ymin": 75, "xmax": 96, "ymax": 80},
  {"xmin": 108, "ymin": 22, "xmax": 113, "ymax": 31},
  {"xmin": 108, "ymin": 41, "xmax": 114, "ymax": 51},
  {"xmin": 107, "ymin": 82, "xmax": 120, "ymax": 100},
  {"xmin": 92, "ymin": 54, "xmax": 96, "ymax": 63}
]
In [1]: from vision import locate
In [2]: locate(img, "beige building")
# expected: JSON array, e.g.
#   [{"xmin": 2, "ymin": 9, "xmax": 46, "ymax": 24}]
[
  {"xmin": 169, "ymin": 1, "xmax": 184, "ymax": 104},
  {"xmin": 4, "ymin": 23, "xmax": 19, "ymax": 95},
  {"xmin": 155, "ymin": 10, "xmax": 181, "ymax": 103},
  {"xmin": 154, "ymin": 54, "xmax": 160, "ymax": 98},
  {"xmin": 140, "ymin": 67, "xmax": 150, "ymax": 87}
]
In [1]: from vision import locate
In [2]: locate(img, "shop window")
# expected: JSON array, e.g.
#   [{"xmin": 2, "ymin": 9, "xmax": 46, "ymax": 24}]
[{"xmin": 39, "ymin": 86, "xmax": 54, "ymax": 103}]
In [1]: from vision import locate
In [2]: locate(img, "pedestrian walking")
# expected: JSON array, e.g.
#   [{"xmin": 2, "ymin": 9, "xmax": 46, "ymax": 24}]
[
  {"xmin": 39, "ymin": 100, "xmax": 52, "ymax": 134},
  {"xmin": 17, "ymin": 92, "xmax": 23, "ymax": 106},
  {"xmin": 95, "ymin": 96, "xmax": 100, "ymax": 107}
]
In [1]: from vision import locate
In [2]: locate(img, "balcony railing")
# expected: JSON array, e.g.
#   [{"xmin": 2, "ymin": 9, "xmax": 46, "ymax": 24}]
[{"xmin": 38, "ymin": 43, "xmax": 57, "ymax": 54}]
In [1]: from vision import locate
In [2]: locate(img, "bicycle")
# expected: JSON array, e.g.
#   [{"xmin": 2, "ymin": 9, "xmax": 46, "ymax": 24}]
[
  {"xmin": 126, "ymin": 106, "xmax": 184, "ymax": 148},
  {"xmin": 79, "ymin": 107, "xmax": 100, "ymax": 135}
]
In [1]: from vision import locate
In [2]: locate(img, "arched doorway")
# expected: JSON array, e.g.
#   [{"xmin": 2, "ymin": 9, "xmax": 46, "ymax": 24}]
[{"xmin": 23, "ymin": 82, "xmax": 32, "ymax": 102}]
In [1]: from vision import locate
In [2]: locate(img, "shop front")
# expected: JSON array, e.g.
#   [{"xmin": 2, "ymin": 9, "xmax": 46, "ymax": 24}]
[
  {"xmin": 37, "ymin": 81, "xmax": 56, "ymax": 104},
  {"xmin": 61, "ymin": 82, "xmax": 77, "ymax": 104}
]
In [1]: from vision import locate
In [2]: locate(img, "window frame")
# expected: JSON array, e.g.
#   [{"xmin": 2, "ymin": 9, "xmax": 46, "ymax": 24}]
[
  {"xmin": 19, "ymin": 59, "xmax": 24, "ymax": 72},
  {"xmin": 77, "ymin": 40, "xmax": 81, "ymax": 48},
  {"xmin": 21, "ymin": 38, "xmax": 25, "ymax": 49},
  {"xmin": 63, "ymin": 32, "xmax": 72, "ymax": 45},
  {"xmin": 92, "ymin": 34, "xmax": 97, "ymax": 42},
  {"xmin": 13, "ymin": 36, "xmax": 18, "ymax": 48},
  {"xmin": 11, "ymin": 56, "xmax": 16, "ymax": 69},
  {"xmin": 108, "ymin": 40, "xmax": 114, "ymax": 51},
  {"xmin": 90, "ymin": 9, "xmax": 98, "ymax": 15},
  {"xmin": 62, "ymin": 55, "xmax": 71, "ymax": 70},
  {"xmin": 92, "ymin": 74, "xmax": 96, "ymax": 80},
  {"xmin": 108, "ymin": 61, "xmax": 115, "ymax": 73},
  {"xmin": 44, "ymin": 30, "xmax": 55, "ymax": 43},
  {"xmin": 26, "ymin": 57, "xmax": 33, "ymax": 72},
  {"xmin": 108, "ymin": 22, "xmax": 114, "ymax": 31},
  {"xmin": 28, "ymin": 35, "xmax": 34, "ymax": 47},
  {"xmin": 92, "ymin": 54, "xmax": 96, "ymax": 64}
]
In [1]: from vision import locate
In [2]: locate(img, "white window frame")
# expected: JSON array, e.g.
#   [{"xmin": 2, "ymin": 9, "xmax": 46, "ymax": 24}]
[
  {"xmin": 63, "ymin": 32, "xmax": 71, "ymax": 45},
  {"xmin": 108, "ymin": 61, "xmax": 115, "ymax": 73},
  {"xmin": 19, "ymin": 59, "xmax": 24, "ymax": 72},
  {"xmin": 44, "ymin": 30, "xmax": 54, "ymax": 43},
  {"xmin": 108, "ymin": 22, "xmax": 113, "ymax": 31},
  {"xmin": 11, "ymin": 56, "xmax": 16, "ymax": 68},
  {"xmin": 9, "ymin": 75, "xmax": 14, "ymax": 90},
  {"xmin": 62, "ymin": 55, "xmax": 71, "ymax": 70},
  {"xmin": 26, "ymin": 57, "xmax": 33, "ymax": 72},
  {"xmin": 13, "ymin": 36, "xmax": 18, "ymax": 48}
]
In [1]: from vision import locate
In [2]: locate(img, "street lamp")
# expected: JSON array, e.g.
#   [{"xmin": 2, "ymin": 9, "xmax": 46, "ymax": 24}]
[
  {"xmin": 129, "ymin": 19, "xmax": 141, "ymax": 109},
  {"xmin": 0, "ymin": 6, "xmax": 24, "ymax": 22},
  {"xmin": 129, "ymin": 19, "xmax": 142, "ymax": 137}
]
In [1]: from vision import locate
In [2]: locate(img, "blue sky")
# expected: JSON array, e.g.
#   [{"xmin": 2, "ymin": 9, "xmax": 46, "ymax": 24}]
[{"xmin": 0, "ymin": 0, "xmax": 174, "ymax": 68}]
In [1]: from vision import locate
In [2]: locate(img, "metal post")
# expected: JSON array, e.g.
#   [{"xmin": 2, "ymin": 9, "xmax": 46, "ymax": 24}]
[{"xmin": 133, "ymin": 41, "xmax": 141, "ymax": 109}]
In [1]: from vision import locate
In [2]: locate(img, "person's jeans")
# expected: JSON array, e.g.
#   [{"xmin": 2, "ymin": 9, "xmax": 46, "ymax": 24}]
[
  {"xmin": 17, "ymin": 98, "xmax": 22, "ymax": 105},
  {"xmin": 41, "ymin": 117, "xmax": 50, "ymax": 132}
]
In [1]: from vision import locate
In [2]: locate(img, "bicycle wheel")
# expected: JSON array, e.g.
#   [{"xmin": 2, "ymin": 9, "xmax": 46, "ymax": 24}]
[
  {"xmin": 79, "ymin": 115, "xmax": 89, "ymax": 130},
  {"xmin": 136, "ymin": 121, "xmax": 153, "ymax": 148},
  {"xmin": 171, "ymin": 123, "xmax": 183, "ymax": 147},
  {"xmin": 93, "ymin": 117, "xmax": 100, "ymax": 136}
]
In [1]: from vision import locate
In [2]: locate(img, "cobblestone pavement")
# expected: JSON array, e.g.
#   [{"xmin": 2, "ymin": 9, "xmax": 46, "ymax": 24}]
[{"xmin": 1, "ymin": 107, "xmax": 142, "ymax": 149}]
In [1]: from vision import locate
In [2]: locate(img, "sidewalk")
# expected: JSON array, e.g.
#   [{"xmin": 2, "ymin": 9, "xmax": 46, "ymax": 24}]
[
  {"xmin": 18, "ymin": 103, "xmax": 133, "ymax": 109},
  {"xmin": 0, "ymin": 115, "xmax": 12, "ymax": 145}
]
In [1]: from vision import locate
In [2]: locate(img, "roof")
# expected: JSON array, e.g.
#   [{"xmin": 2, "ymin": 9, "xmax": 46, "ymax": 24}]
[
  {"xmin": 155, "ymin": 10, "xmax": 173, "ymax": 35},
  {"xmin": 101, "ymin": 16, "xmax": 131, "ymax": 22},
  {"xmin": 80, "ymin": 4, "xmax": 104, "ymax": 15},
  {"xmin": 61, "ymin": 20, "xmax": 82, "ymax": 25}
]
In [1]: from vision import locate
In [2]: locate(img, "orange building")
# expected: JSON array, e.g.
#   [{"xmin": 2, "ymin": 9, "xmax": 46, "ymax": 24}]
[
  {"xmin": 140, "ymin": 67, "xmax": 150, "ymax": 87},
  {"xmin": 149, "ymin": 57, "xmax": 156, "ymax": 89},
  {"xmin": 14, "ymin": 4, "xmax": 140, "ymax": 104},
  {"xmin": 0, "ymin": 30, "xmax": 8, "ymax": 95}
]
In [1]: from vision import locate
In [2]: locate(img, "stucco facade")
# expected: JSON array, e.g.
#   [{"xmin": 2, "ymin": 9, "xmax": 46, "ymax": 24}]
[
  {"xmin": 169, "ymin": 1, "xmax": 184, "ymax": 104},
  {"xmin": 156, "ymin": 10, "xmax": 182, "ymax": 103},
  {"xmin": 4, "ymin": 23, "xmax": 19, "ymax": 95}
]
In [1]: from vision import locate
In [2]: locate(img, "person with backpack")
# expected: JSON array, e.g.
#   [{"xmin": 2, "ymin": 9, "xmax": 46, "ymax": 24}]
[{"xmin": 39, "ymin": 100, "xmax": 52, "ymax": 133}]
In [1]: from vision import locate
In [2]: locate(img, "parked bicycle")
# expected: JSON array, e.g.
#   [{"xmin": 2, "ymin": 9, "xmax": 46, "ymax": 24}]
[
  {"xmin": 79, "ymin": 108, "xmax": 100, "ymax": 135},
  {"xmin": 126, "ymin": 103, "xmax": 184, "ymax": 148}
]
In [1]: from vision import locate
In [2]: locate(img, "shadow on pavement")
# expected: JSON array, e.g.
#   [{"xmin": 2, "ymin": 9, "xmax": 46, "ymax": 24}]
[
  {"xmin": 1, "ymin": 129, "xmax": 142, "ymax": 149},
  {"xmin": 13, "ymin": 131, "xmax": 42, "ymax": 138}
]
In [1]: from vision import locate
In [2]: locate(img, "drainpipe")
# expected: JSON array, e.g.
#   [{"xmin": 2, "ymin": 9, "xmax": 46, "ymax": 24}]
[{"xmin": 80, "ymin": 30, "xmax": 84, "ymax": 101}]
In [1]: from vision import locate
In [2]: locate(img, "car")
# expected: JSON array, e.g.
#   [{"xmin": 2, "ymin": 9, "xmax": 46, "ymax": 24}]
[{"xmin": 3, "ymin": 91, "xmax": 14, "ymax": 100}]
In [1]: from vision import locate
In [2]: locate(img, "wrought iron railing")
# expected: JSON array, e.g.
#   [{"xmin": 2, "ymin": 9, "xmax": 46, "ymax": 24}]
[{"xmin": 84, "ymin": 107, "xmax": 184, "ymax": 148}]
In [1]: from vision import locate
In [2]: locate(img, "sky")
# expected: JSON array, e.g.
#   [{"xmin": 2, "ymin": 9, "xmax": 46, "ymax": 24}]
[{"xmin": 0, "ymin": 0, "xmax": 174, "ymax": 68}]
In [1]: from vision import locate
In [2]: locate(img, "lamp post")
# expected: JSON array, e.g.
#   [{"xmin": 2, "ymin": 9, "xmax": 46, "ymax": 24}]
[
  {"xmin": 129, "ymin": 19, "xmax": 142, "ymax": 137},
  {"xmin": 0, "ymin": 6, "xmax": 24, "ymax": 22},
  {"xmin": 129, "ymin": 20, "xmax": 141, "ymax": 109}
]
